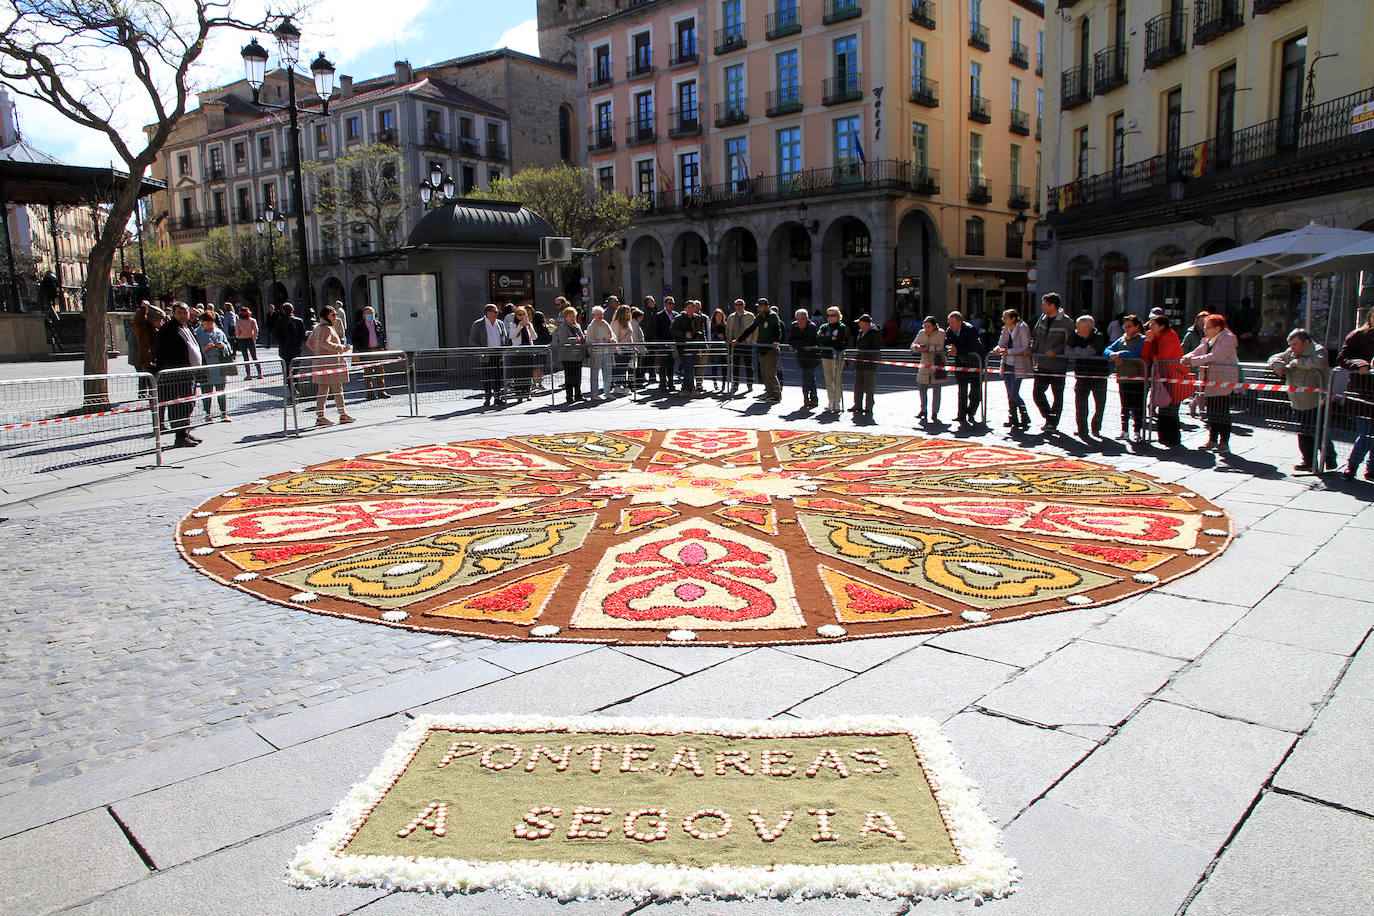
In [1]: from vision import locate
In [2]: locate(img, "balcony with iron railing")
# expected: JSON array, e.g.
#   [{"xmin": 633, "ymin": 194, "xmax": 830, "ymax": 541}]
[
  {"xmin": 209, "ymin": 210, "xmax": 229, "ymax": 227},
  {"xmin": 371, "ymin": 129, "xmax": 397, "ymax": 146},
  {"xmin": 207, "ymin": 165, "xmax": 226, "ymax": 182},
  {"xmin": 1094, "ymin": 45, "xmax": 1128, "ymax": 94},
  {"xmin": 909, "ymin": 0, "xmax": 935, "ymax": 29},
  {"xmin": 1046, "ymin": 85, "xmax": 1374, "ymax": 224},
  {"xmin": 969, "ymin": 94, "xmax": 991, "ymax": 124},
  {"xmin": 1061, "ymin": 65, "xmax": 1091, "ymax": 110},
  {"xmin": 1144, "ymin": 12, "xmax": 1188, "ymax": 69},
  {"xmin": 586, "ymin": 125, "xmax": 616, "ymax": 153},
  {"xmin": 1194, "ymin": 0, "xmax": 1243, "ymax": 45},
  {"xmin": 626, "ymin": 115, "xmax": 656, "ymax": 147},
  {"xmin": 968, "ymin": 177, "xmax": 992, "ymax": 204},
  {"xmin": 823, "ymin": 0, "xmax": 861, "ymax": 25},
  {"xmin": 1253, "ymin": 0, "xmax": 1293, "ymax": 11},
  {"xmin": 626, "ymin": 52, "xmax": 654, "ymax": 80},
  {"xmin": 1010, "ymin": 109, "xmax": 1030, "ymax": 135},
  {"xmin": 714, "ymin": 25, "xmax": 747, "ymax": 55},
  {"xmin": 1036, "ymin": 54, "xmax": 1043, "ymax": 76},
  {"xmin": 1008, "ymin": 184, "xmax": 1031, "ymax": 210},
  {"xmin": 714, "ymin": 99, "xmax": 749, "ymax": 127},
  {"xmin": 236, "ymin": 205, "xmax": 253, "ymax": 223},
  {"xmin": 766, "ymin": 86, "xmax": 803, "ymax": 117},
  {"xmin": 910, "ymin": 76, "xmax": 938, "ymax": 108},
  {"xmin": 668, "ymin": 108, "xmax": 701, "ymax": 138},
  {"xmin": 169, "ymin": 213, "xmax": 206, "ymax": 233},
  {"xmin": 644, "ymin": 159, "xmax": 945, "ymax": 214},
  {"xmin": 587, "ymin": 68, "xmax": 613, "ymax": 89},
  {"xmin": 766, "ymin": 8, "xmax": 801, "ymax": 39},
  {"xmin": 485, "ymin": 140, "xmax": 507, "ymax": 161},
  {"xmin": 969, "ymin": 22, "xmax": 990, "ymax": 52},
  {"xmin": 1010, "ymin": 41, "xmax": 1029, "ymax": 69},
  {"xmin": 420, "ymin": 129, "xmax": 449, "ymax": 152},
  {"xmin": 823, "ymin": 73, "xmax": 863, "ymax": 106},
  {"xmin": 668, "ymin": 40, "xmax": 698, "ymax": 67},
  {"xmin": 458, "ymin": 137, "xmax": 481, "ymax": 157},
  {"xmin": 1036, "ymin": 117, "xmax": 1043, "ymax": 140}
]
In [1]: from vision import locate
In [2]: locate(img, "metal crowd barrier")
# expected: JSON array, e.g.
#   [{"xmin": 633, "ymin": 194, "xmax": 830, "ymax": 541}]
[
  {"xmin": 1323, "ymin": 368, "xmax": 1372, "ymax": 476},
  {"xmin": 0, "ymin": 372, "xmax": 158, "ymax": 477},
  {"xmin": 411, "ymin": 346, "xmax": 557, "ymax": 413},
  {"xmin": 289, "ymin": 349, "xmax": 414, "ymax": 431},
  {"xmin": 153, "ymin": 358, "xmax": 293, "ymax": 456}
]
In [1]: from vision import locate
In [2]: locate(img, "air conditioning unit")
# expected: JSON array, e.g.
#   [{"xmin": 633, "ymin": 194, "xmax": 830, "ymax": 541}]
[{"xmin": 539, "ymin": 236, "xmax": 573, "ymax": 263}]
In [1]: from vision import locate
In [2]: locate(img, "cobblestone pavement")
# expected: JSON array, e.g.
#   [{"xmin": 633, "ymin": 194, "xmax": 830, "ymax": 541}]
[{"xmin": 0, "ymin": 371, "xmax": 1371, "ymax": 915}]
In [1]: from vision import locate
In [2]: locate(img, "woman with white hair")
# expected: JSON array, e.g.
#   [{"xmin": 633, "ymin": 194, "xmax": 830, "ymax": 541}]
[{"xmin": 584, "ymin": 305, "xmax": 615, "ymax": 400}]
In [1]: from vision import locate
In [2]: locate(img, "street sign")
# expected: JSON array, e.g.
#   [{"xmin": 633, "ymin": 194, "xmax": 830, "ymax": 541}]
[
  {"xmin": 663, "ymin": 285, "xmax": 672, "ymax": 296},
  {"xmin": 581, "ymin": 285, "xmax": 590, "ymax": 299},
  {"xmin": 1027, "ymin": 268, "xmax": 1038, "ymax": 283}
]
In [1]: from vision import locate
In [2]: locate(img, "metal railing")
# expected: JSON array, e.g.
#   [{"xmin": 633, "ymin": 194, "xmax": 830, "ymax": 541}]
[
  {"xmin": 766, "ymin": 8, "xmax": 801, "ymax": 40},
  {"xmin": 1061, "ymin": 65, "xmax": 1091, "ymax": 110},
  {"xmin": 714, "ymin": 26, "xmax": 746, "ymax": 55},
  {"xmin": 823, "ymin": 74, "xmax": 863, "ymax": 106},
  {"xmin": 968, "ymin": 22, "xmax": 990, "ymax": 51},
  {"xmin": 910, "ymin": 1, "xmax": 935, "ymax": 29},
  {"xmin": 823, "ymin": 0, "xmax": 862, "ymax": 25},
  {"xmin": 1093, "ymin": 45, "xmax": 1129, "ymax": 94},
  {"xmin": 1010, "ymin": 109, "xmax": 1030, "ymax": 135},
  {"xmin": 910, "ymin": 76, "xmax": 939, "ymax": 108},
  {"xmin": 0, "ymin": 372, "xmax": 157, "ymax": 477},
  {"xmin": 1010, "ymin": 41, "xmax": 1029, "ymax": 68},
  {"xmin": 714, "ymin": 100, "xmax": 749, "ymax": 127},
  {"xmin": 969, "ymin": 94, "xmax": 991, "ymax": 123},
  {"xmin": 289, "ymin": 349, "xmax": 414, "ymax": 433},
  {"xmin": 411, "ymin": 346, "xmax": 557, "ymax": 412},
  {"xmin": 153, "ymin": 357, "xmax": 293, "ymax": 453},
  {"xmin": 668, "ymin": 40, "xmax": 697, "ymax": 67},
  {"xmin": 667, "ymin": 108, "xmax": 701, "ymax": 138},
  {"xmin": 626, "ymin": 52, "xmax": 654, "ymax": 79},
  {"xmin": 1144, "ymin": 11, "xmax": 1188, "ymax": 69},
  {"xmin": 766, "ymin": 86, "xmax": 803, "ymax": 117},
  {"xmin": 1194, "ymin": 0, "xmax": 1243, "ymax": 45},
  {"xmin": 1049, "ymin": 85, "xmax": 1374, "ymax": 215}
]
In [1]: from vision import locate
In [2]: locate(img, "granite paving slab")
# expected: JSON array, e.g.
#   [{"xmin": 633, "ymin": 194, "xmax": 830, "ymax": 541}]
[
  {"xmin": 1273, "ymin": 691, "xmax": 1374, "ymax": 817},
  {"xmin": 1083, "ymin": 593, "xmax": 1249, "ymax": 661},
  {"xmin": 111, "ymin": 716, "xmax": 405, "ymax": 868},
  {"xmin": 978, "ymin": 641, "xmax": 1183, "ymax": 728},
  {"xmin": 610, "ymin": 644, "xmax": 751, "ymax": 675},
  {"xmin": 1160, "ymin": 634, "xmax": 1348, "ymax": 732},
  {"xmin": 1048, "ymin": 700, "xmax": 1293, "ymax": 852},
  {"xmin": 1230, "ymin": 587, "xmax": 1374, "ymax": 657},
  {"xmin": 0, "ymin": 808, "xmax": 148, "ymax": 916},
  {"xmin": 925, "ymin": 608, "xmax": 1112, "ymax": 669},
  {"xmin": 789, "ymin": 646, "xmax": 1017, "ymax": 722},
  {"xmin": 1183, "ymin": 792, "xmax": 1374, "ymax": 915}
]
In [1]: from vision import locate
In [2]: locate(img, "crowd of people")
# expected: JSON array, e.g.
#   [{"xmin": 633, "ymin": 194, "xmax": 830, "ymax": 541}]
[{"xmin": 123, "ymin": 291, "xmax": 1374, "ymax": 480}]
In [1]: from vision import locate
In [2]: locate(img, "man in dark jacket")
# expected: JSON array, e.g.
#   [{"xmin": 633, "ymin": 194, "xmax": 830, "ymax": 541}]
[
  {"xmin": 155, "ymin": 303, "xmax": 203, "ymax": 448},
  {"xmin": 747, "ymin": 297, "xmax": 785, "ymax": 400},
  {"xmin": 787, "ymin": 308, "xmax": 820, "ymax": 408},
  {"xmin": 352, "ymin": 305, "xmax": 390, "ymax": 400},
  {"xmin": 652, "ymin": 296, "xmax": 679, "ymax": 392},
  {"xmin": 469, "ymin": 303, "xmax": 511, "ymax": 406},
  {"xmin": 1030, "ymin": 292, "xmax": 1075, "ymax": 432},
  {"xmin": 852, "ymin": 314, "xmax": 882, "ymax": 416},
  {"xmin": 945, "ymin": 310, "xmax": 986, "ymax": 425},
  {"xmin": 1063, "ymin": 315, "xmax": 1109, "ymax": 438},
  {"xmin": 670, "ymin": 299, "xmax": 705, "ymax": 393},
  {"xmin": 275, "ymin": 302, "xmax": 307, "ymax": 376}
]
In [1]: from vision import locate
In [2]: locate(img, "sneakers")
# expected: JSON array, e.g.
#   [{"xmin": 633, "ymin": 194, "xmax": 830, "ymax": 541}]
[
  {"xmin": 315, "ymin": 416, "xmax": 333, "ymax": 427},
  {"xmin": 339, "ymin": 414, "xmax": 356, "ymax": 424}
]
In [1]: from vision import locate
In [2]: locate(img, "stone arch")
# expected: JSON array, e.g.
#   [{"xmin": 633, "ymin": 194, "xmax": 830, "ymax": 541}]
[
  {"xmin": 671, "ymin": 230, "xmax": 709, "ymax": 302},
  {"xmin": 628, "ymin": 234, "xmax": 665, "ymax": 307},
  {"xmin": 1147, "ymin": 245, "xmax": 1189, "ymax": 324},
  {"xmin": 819, "ymin": 215, "xmax": 872, "ymax": 323},
  {"xmin": 1100, "ymin": 251, "xmax": 1129, "ymax": 323},
  {"xmin": 1197, "ymin": 237, "xmax": 1243, "ymax": 319},
  {"xmin": 766, "ymin": 221, "xmax": 814, "ymax": 316},
  {"xmin": 350, "ymin": 275, "xmax": 370, "ymax": 313},
  {"xmin": 719, "ymin": 225, "xmax": 760, "ymax": 304},
  {"xmin": 895, "ymin": 205, "xmax": 942, "ymax": 326},
  {"xmin": 1067, "ymin": 254, "xmax": 1094, "ymax": 318},
  {"xmin": 321, "ymin": 275, "xmax": 347, "ymax": 320}
]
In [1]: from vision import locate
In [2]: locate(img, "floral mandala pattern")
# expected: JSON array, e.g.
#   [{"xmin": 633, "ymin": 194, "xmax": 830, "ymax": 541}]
[{"xmin": 176, "ymin": 430, "xmax": 1232, "ymax": 645}]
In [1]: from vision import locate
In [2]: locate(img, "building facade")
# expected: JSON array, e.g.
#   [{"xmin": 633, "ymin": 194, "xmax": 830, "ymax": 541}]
[
  {"xmin": 147, "ymin": 51, "xmax": 576, "ymax": 314},
  {"xmin": 1040, "ymin": 0, "xmax": 1374, "ymax": 348},
  {"xmin": 569, "ymin": 0, "xmax": 1045, "ymax": 326}
]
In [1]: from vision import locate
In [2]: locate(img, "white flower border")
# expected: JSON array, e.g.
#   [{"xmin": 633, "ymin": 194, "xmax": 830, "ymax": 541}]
[{"xmin": 288, "ymin": 713, "xmax": 1018, "ymax": 901}]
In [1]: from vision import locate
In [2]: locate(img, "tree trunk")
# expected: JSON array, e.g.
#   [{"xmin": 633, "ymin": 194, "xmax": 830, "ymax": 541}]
[{"xmin": 81, "ymin": 170, "xmax": 147, "ymax": 406}]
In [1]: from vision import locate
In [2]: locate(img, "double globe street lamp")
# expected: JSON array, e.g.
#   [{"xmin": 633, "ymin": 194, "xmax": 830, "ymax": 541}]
[
  {"xmin": 256, "ymin": 206, "xmax": 288, "ymax": 307},
  {"xmin": 241, "ymin": 17, "xmax": 335, "ymax": 320},
  {"xmin": 418, "ymin": 165, "xmax": 457, "ymax": 208}
]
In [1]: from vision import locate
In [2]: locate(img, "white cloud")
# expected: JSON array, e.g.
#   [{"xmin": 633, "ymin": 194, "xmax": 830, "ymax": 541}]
[{"xmin": 495, "ymin": 18, "xmax": 539, "ymax": 55}]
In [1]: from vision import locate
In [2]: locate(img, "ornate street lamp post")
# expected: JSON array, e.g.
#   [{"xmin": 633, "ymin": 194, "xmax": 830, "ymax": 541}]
[
  {"xmin": 418, "ymin": 164, "xmax": 458, "ymax": 209},
  {"xmin": 241, "ymin": 18, "xmax": 335, "ymax": 320},
  {"xmin": 256, "ymin": 205, "xmax": 288, "ymax": 308}
]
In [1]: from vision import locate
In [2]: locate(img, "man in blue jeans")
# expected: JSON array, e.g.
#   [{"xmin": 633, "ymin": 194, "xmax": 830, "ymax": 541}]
[{"xmin": 671, "ymin": 299, "xmax": 704, "ymax": 393}]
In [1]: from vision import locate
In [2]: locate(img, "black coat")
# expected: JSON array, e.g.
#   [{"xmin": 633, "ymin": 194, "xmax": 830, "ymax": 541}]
[
  {"xmin": 652, "ymin": 308, "xmax": 677, "ymax": 342},
  {"xmin": 276, "ymin": 315, "xmax": 306, "ymax": 355},
  {"xmin": 787, "ymin": 321, "xmax": 819, "ymax": 366},
  {"xmin": 155, "ymin": 320, "xmax": 200, "ymax": 374},
  {"xmin": 351, "ymin": 317, "xmax": 386, "ymax": 351},
  {"xmin": 945, "ymin": 322, "xmax": 985, "ymax": 366}
]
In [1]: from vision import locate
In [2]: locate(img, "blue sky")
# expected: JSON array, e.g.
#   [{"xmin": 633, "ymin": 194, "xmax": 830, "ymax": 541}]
[{"xmin": 8, "ymin": 0, "xmax": 539, "ymax": 167}]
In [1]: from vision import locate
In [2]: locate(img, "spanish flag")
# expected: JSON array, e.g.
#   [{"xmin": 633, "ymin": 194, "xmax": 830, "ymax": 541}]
[
  {"xmin": 1191, "ymin": 142, "xmax": 1209, "ymax": 178},
  {"xmin": 658, "ymin": 163, "xmax": 673, "ymax": 191}
]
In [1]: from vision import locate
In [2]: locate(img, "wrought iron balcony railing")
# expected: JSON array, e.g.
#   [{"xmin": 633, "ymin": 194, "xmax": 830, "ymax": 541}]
[
  {"xmin": 910, "ymin": 76, "xmax": 938, "ymax": 108},
  {"xmin": 1194, "ymin": 0, "xmax": 1243, "ymax": 45},
  {"xmin": 586, "ymin": 126, "xmax": 615, "ymax": 153},
  {"xmin": 626, "ymin": 52, "xmax": 654, "ymax": 80},
  {"xmin": 969, "ymin": 22, "xmax": 990, "ymax": 52},
  {"xmin": 1061, "ymin": 65, "xmax": 1091, "ymax": 110},
  {"xmin": 1010, "ymin": 41, "xmax": 1029, "ymax": 69},
  {"xmin": 766, "ymin": 86, "xmax": 803, "ymax": 117},
  {"xmin": 714, "ymin": 99, "xmax": 749, "ymax": 127},
  {"xmin": 625, "ymin": 115, "xmax": 656, "ymax": 147},
  {"xmin": 1008, "ymin": 184, "xmax": 1031, "ymax": 210},
  {"xmin": 1093, "ymin": 45, "xmax": 1128, "ymax": 94},
  {"xmin": 714, "ymin": 25, "xmax": 746, "ymax": 55},
  {"xmin": 823, "ymin": 0, "xmax": 862, "ymax": 25},
  {"xmin": 667, "ymin": 108, "xmax": 701, "ymax": 138},
  {"xmin": 668, "ymin": 40, "xmax": 697, "ymax": 67},
  {"xmin": 968, "ymin": 177, "xmax": 992, "ymax": 204},
  {"xmin": 766, "ymin": 8, "xmax": 801, "ymax": 40},
  {"xmin": 969, "ymin": 94, "xmax": 991, "ymax": 123},
  {"xmin": 1144, "ymin": 12, "xmax": 1188, "ymax": 69},
  {"xmin": 823, "ymin": 73, "xmax": 862, "ymax": 106},
  {"xmin": 909, "ymin": 0, "xmax": 935, "ymax": 29},
  {"xmin": 1010, "ymin": 109, "xmax": 1030, "ymax": 135}
]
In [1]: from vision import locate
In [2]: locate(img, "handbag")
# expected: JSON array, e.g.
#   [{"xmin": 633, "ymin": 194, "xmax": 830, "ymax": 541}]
[{"xmin": 933, "ymin": 353, "xmax": 948, "ymax": 382}]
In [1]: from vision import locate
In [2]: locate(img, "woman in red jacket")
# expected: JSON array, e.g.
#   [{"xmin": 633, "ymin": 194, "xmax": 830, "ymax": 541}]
[{"xmin": 1143, "ymin": 314, "xmax": 1188, "ymax": 448}]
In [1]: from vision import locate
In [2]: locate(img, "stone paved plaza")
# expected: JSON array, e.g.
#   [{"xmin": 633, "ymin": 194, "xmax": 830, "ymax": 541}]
[{"xmin": 0, "ymin": 373, "xmax": 1371, "ymax": 915}]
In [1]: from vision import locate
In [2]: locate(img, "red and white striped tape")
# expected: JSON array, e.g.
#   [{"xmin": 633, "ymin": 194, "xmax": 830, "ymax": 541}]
[
  {"xmin": 289, "ymin": 356, "xmax": 406, "ymax": 381},
  {"xmin": 0, "ymin": 402, "xmax": 149, "ymax": 431}
]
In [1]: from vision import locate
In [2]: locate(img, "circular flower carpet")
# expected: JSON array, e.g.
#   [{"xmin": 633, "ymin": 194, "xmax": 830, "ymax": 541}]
[{"xmin": 176, "ymin": 430, "xmax": 1231, "ymax": 646}]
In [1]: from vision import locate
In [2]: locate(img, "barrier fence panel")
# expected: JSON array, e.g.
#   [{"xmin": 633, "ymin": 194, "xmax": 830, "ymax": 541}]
[
  {"xmin": 839, "ymin": 349, "xmax": 986, "ymax": 424},
  {"xmin": 0, "ymin": 372, "xmax": 157, "ymax": 477},
  {"xmin": 288, "ymin": 350, "xmax": 414, "ymax": 432},
  {"xmin": 1322, "ymin": 369, "xmax": 1372, "ymax": 476},
  {"xmin": 154, "ymin": 358, "xmax": 293, "ymax": 452},
  {"xmin": 411, "ymin": 346, "xmax": 556, "ymax": 413},
  {"xmin": 1148, "ymin": 359, "xmax": 1334, "ymax": 465}
]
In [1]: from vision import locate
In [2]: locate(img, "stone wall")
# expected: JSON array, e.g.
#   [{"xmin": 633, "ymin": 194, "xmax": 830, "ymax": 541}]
[
  {"xmin": 429, "ymin": 56, "xmax": 577, "ymax": 173},
  {"xmin": 0, "ymin": 313, "xmax": 50, "ymax": 361}
]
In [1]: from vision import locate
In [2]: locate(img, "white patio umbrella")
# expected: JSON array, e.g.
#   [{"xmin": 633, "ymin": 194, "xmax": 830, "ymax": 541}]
[
  {"xmin": 1136, "ymin": 222, "xmax": 1374, "ymax": 331},
  {"xmin": 1272, "ymin": 234, "xmax": 1374, "ymax": 276}
]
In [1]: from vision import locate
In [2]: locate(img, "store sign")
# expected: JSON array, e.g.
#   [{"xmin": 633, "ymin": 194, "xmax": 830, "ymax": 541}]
[
  {"xmin": 1353, "ymin": 102, "xmax": 1374, "ymax": 134},
  {"xmin": 489, "ymin": 270, "xmax": 534, "ymax": 302}
]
